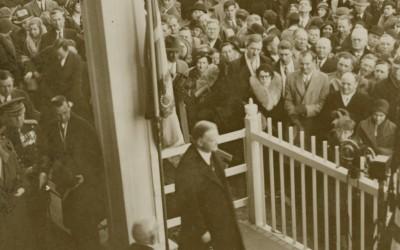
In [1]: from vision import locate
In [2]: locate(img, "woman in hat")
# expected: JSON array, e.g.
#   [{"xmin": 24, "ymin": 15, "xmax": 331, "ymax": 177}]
[
  {"xmin": 181, "ymin": 51, "xmax": 219, "ymax": 129},
  {"xmin": 355, "ymin": 99, "xmax": 397, "ymax": 156},
  {"xmin": 249, "ymin": 63, "xmax": 283, "ymax": 124},
  {"xmin": 317, "ymin": 2, "xmax": 332, "ymax": 22},
  {"xmin": 321, "ymin": 21, "xmax": 335, "ymax": 39}
]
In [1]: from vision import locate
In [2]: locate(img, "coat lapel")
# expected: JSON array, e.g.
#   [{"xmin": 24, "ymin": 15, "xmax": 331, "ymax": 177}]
[
  {"xmin": 193, "ymin": 148, "xmax": 224, "ymax": 188},
  {"xmin": 302, "ymin": 72, "xmax": 319, "ymax": 102},
  {"xmin": 295, "ymin": 72, "xmax": 306, "ymax": 101}
]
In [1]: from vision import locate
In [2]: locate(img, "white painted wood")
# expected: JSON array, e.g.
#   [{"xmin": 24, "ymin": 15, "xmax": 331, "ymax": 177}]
[
  {"xmin": 348, "ymin": 184, "xmax": 352, "ymax": 250},
  {"xmin": 267, "ymin": 117, "xmax": 276, "ymax": 230},
  {"xmin": 289, "ymin": 127, "xmax": 297, "ymax": 243},
  {"xmin": 278, "ymin": 122, "xmax": 287, "ymax": 236},
  {"xmin": 300, "ymin": 131, "xmax": 308, "ymax": 248},
  {"xmin": 323, "ymin": 141, "xmax": 329, "ymax": 250},
  {"xmin": 311, "ymin": 136, "xmax": 318, "ymax": 250},
  {"xmin": 373, "ymin": 195, "xmax": 378, "ymax": 250},
  {"xmin": 336, "ymin": 180, "xmax": 341, "ymax": 250},
  {"xmin": 360, "ymin": 191, "xmax": 365, "ymax": 250}
]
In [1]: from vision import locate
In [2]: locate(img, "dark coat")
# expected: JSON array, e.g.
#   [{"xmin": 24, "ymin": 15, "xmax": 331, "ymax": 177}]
[
  {"xmin": 224, "ymin": 55, "xmax": 272, "ymax": 131},
  {"xmin": 372, "ymin": 76, "xmax": 400, "ymax": 123},
  {"xmin": 9, "ymin": 88, "xmax": 40, "ymax": 121},
  {"xmin": 319, "ymin": 91, "xmax": 371, "ymax": 135},
  {"xmin": 175, "ymin": 145, "xmax": 244, "ymax": 250},
  {"xmin": 352, "ymin": 11, "xmax": 375, "ymax": 28},
  {"xmin": 319, "ymin": 57, "xmax": 337, "ymax": 74},
  {"xmin": 40, "ymin": 27, "xmax": 84, "ymax": 55},
  {"xmin": 44, "ymin": 113, "xmax": 105, "ymax": 231},
  {"xmin": 40, "ymin": 51, "xmax": 90, "ymax": 119}
]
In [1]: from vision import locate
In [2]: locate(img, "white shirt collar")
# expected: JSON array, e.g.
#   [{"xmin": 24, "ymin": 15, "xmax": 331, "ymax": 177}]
[
  {"xmin": 197, "ymin": 149, "xmax": 212, "ymax": 165},
  {"xmin": 341, "ymin": 91, "xmax": 356, "ymax": 106}
]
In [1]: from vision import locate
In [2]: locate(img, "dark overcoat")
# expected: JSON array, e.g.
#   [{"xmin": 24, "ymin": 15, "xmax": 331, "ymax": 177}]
[
  {"xmin": 44, "ymin": 113, "xmax": 105, "ymax": 232},
  {"xmin": 175, "ymin": 145, "xmax": 245, "ymax": 250}
]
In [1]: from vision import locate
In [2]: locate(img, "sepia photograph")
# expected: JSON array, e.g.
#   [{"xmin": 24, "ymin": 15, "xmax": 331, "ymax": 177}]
[{"xmin": 1, "ymin": 0, "xmax": 400, "ymax": 249}]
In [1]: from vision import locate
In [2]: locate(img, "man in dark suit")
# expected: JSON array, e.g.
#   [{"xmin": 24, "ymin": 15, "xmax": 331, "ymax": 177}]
[
  {"xmin": 24, "ymin": 0, "xmax": 59, "ymax": 17},
  {"xmin": 224, "ymin": 34, "xmax": 271, "ymax": 131},
  {"xmin": 40, "ymin": 8, "xmax": 83, "ymax": 55},
  {"xmin": 39, "ymin": 39, "xmax": 90, "ymax": 119},
  {"xmin": 315, "ymin": 38, "xmax": 337, "ymax": 74},
  {"xmin": 175, "ymin": 121, "xmax": 244, "ymax": 250},
  {"xmin": 320, "ymin": 72, "xmax": 371, "ymax": 137},
  {"xmin": 348, "ymin": 27, "xmax": 370, "ymax": 62},
  {"xmin": 352, "ymin": 0, "xmax": 374, "ymax": 28},
  {"xmin": 0, "ymin": 70, "xmax": 40, "ymax": 120},
  {"xmin": 44, "ymin": 95, "xmax": 105, "ymax": 250},
  {"xmin": 205, "ymin": 19, "xmax": 223, "ymax": 50}
]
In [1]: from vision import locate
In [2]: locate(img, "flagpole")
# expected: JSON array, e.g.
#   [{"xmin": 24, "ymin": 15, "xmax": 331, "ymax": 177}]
[{"xmin": 145, "ymin": 0, "xmax": 170, "ymax": 249}]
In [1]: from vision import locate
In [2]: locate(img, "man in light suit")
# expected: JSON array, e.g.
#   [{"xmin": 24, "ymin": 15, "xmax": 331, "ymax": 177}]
[
  {"xmin": 285, "ymin": 50, "xmax": 330, "ymax": 138},
  {"xmin": 24, "ymin": 0, "xmax": 59, "ymax": 17}
]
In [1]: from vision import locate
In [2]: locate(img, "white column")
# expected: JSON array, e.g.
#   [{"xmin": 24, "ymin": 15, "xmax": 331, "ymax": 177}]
[{"xmin": 82, "ymin": 1, "xmax": 165, "ymax": 249}]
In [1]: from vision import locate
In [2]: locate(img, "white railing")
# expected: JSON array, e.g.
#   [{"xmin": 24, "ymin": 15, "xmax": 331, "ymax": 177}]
[
  {"xmin": 161, "ymin": 101, "xmax": 391, "ymax": 250},
  {"xmin": 244, "ymin": 100, "xmax": 388, "ymax": 250}
]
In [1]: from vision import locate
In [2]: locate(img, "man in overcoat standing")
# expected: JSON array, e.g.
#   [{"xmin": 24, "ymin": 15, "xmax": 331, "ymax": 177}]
[{"xmin": 175, "ymin": 121, "xmax": 245, "ymax": 250}]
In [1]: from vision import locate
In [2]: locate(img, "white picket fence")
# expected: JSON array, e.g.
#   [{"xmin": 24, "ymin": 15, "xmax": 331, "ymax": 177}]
[{"xmin": 162, "ymin": 101, "xmax": 392, "ymax": 250}]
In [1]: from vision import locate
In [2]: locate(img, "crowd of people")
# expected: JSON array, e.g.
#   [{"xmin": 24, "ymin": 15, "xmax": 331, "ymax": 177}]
[
  {"xmin": 161, "ymin": 0, "xmax": 400, "ymax": 159},
  {"xmin": 0, "ymin": 1, "xmax": 106, "ymax": 250}
]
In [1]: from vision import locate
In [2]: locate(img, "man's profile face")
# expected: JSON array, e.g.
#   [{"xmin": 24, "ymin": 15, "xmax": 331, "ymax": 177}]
[
  {"xmin": 337, "ymin": 57, "xmax": 353, "ymax": 73},
  {"xmin": 197, "ymin": 128, "xmax": 219, "ymax": 153},
  {"xmin": 246, "ymin": 42, "xmax": 262, "ymax": 59},
  {"xmin": 279, "ymin": 49, "xmax": 292, "ymax": 64},
  {"xmin": 0, "ymin": 77, "xmax": 14, "ymax": 97},
  {"xmin": 51, "ymin": 12, "xmax": 65, "ymax": 30},
  {"xmin": 55, "ymin": 102, "xmax": 71, "ymax": 124}
]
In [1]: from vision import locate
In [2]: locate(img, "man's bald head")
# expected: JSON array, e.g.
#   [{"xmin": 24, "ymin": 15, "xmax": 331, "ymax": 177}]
[
  {"xmin": 191, "ymin": 120, "xmax": 219, "ymax": 152},
  {"xmin": 316, "ymin": 37, "xmax": 332, "ymax": 59},
  {"xmin": 340, "ymin": 72, "xmax": 358, "ymax": 95},
  {"xmin": 131, "ymin": 218, "xmax": 157, "ymax": 245}
]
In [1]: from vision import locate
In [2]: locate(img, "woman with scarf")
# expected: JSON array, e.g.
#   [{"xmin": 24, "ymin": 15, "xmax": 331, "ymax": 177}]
[{"xmin": 249, "ymin": 63, "xmax": 283, "ymax": 126}]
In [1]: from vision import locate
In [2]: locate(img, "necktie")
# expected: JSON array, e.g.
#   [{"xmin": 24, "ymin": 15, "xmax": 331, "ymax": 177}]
[
  {"xmin": 57, "ymin": 30, "xmax": 62, "ymax": 39},
  {"xmin": 284, "ymin": 65, "xmax": 289, "ymax": 76}
]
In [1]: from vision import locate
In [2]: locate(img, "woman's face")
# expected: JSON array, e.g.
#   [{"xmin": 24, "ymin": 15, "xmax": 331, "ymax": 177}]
[
  {"xmin": 372, "ymin": 111, "xmax": 386, "ymax": 126},
  {"xmin": 318, "ymin": 8, "xmax": 327, "ymax": 18},
  {"xmin": 258, "ymin": 70, "xmax": 272, "ymax": 86},
  {"xmin": 322, "ymin": 25, "xmax": 333, "ymax": 38},
  {"xmin": 29, "ymin": 24, "xmax": 41, "ymax": 38},
  {"xmin": 211, "ymin": 52, "xmax": 220, "ymax": 65},
  {"xmin": 196, "ymin": 57, "xmax": 209, "ymax": 73}
]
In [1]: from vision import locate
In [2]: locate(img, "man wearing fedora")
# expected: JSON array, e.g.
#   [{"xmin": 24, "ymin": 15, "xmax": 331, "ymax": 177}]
[
  {"xmin": 352, "ymin": 0, "xmax": 374, "ymax": 28},
  {"xmin": 10, "ymin": 8, "xmax": 34, "ymax": 62},
  {"xmin": 24, "ymin": 0, "xmax": 59, "ymax": 17}
]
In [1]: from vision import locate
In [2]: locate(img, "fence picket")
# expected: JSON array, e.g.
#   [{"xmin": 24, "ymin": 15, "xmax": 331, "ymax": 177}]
[
  {"xmin": 267, "ymin": 118, "xmax": 276, "ymax": 230},
  {"xmin": 323, "ymin": 141, "xmax": 329, "ymax": 250},
  {"xmin": 278, "ymin": 122, "xmax": 286, "ymax": 235},
  {"xmin": 311, "ymin": 136, "xmax": 318, "ymax": 250},
  {"xmin": 300, "ymin": 131, "xmax": 307, "ymax": 248},
  {"xmin": 289, "ymin": 127, "xmax": 297, "ymax": 243}
]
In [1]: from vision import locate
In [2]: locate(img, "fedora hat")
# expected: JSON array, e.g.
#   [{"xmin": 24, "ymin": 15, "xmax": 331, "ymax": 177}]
[
  {"xmin": 165, "ymin": 36, "xmax": 181, "ymax": 52},
  {"xmin": 13, "ymin": 8, "xmax": 33, "ymax": 25},
  {"xmin": 351, "ymin": 0, "xmax": 370, "ymax": 7}
]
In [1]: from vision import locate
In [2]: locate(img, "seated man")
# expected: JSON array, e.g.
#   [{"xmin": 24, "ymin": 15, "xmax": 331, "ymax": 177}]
[{"xmin": 355, "ymin": 99, "xmax": 397, "ymax": 156}]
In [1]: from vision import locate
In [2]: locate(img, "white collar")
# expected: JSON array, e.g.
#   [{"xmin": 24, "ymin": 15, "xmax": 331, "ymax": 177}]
[
  {"xmin": 197, "ymin": 149, "xmax": 212, "ymax": 165},
  {"xmin": 341, "ymin": 91, "xmax": 356, "ymax": 106}
]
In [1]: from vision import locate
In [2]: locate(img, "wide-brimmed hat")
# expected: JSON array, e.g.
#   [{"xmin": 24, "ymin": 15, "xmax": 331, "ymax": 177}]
[
  {"xmin": 372, "ymin": 99, "xmax": 390, "ymax": 115},
  {"xmin": 0, "ymin": 7, "xmax": 11, "ymax": 19},
  {"xmin": 165, "ymin": 36, "xmax": 181, "ymax": 52},
  {"xmin": 351, "ymin": 0, "xmax": 370, "ymax": 7},
  {"xmin": 335, "ymin": 7, "xmax": 351, "ymax": 16},
  {"xmin": 13, "ymin": 8, "xmax": 33, "ymax": 25}
]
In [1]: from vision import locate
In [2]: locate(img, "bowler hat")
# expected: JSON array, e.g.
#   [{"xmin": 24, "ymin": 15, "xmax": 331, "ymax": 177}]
[
  {"xmin": 372, "ymin": 99, "xmax": 390, "ymax": 115},
  {"xmin": 13, "ymin": 8, "xmax": 33, "ymax": 25},
  {"xmin": 382, "ymin": 0, "xmax": 396, "ymax": 9},
  {"xmin": 191, "ymin": 3, "xmax": 207, "ymax": 13},
  {"xmin": 0, "ymin": 7, "xmax": 11, "ymax": 19},
  {"xmin": 0, "ymin": 97, "xmax": 25, "ymax": 116},
  {"xmin": 335, "ymin": 7, "xmax": 351, "ymax": 16},
  {"xmin": 317, "ymin": 2, "xmax": 329, "ymax": 10},
  {"xmin": 165, "ymin": 36, "xmax": 181, "ymax": 52}
]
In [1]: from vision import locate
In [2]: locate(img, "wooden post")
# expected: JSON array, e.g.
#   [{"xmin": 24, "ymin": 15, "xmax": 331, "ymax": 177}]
[{"xmin": 244, "ymin": 98, "xmax": 266, "ymax": 226}]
